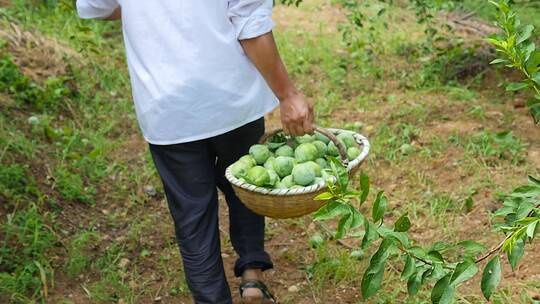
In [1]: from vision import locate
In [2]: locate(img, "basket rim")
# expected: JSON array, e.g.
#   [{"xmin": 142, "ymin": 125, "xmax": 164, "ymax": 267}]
[{"xmin": 225, "ymin": 128, "xmax": 371, "ymax": 197}]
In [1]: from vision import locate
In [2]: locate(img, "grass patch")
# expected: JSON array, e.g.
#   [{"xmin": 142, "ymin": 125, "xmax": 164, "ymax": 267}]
[
  {"xmin": 86, "ymin": 243, "xmax": 133, "ymax": 302},
  {"xmin": 450, "ymin": 130, "xmax": 527, "ymax": 165},
  {"xmin": 54, "ymin": 166, "xmax": 96, "ymax": 205},
  {"xmin": 0, "ymin": 204, "xmax": 57, "ymax": 301},
  {"xmin": 65, "ymin": 231, "xmax": 100, "ymax": 278},
  {"xmin": 373, "ymin": 123, "xmax": 420, "ymax": 161}
]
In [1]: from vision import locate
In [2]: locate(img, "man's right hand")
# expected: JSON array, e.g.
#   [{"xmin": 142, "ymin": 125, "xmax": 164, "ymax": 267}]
[{"xmin": 279, "ymin": 91, "xmax": 314, "ymax": 136}]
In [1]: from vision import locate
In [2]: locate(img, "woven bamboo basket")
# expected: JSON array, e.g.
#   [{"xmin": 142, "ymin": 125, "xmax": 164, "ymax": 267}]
[{"xmin": 225, "ymin": 126, "xmax": 370, "ymax": 219}]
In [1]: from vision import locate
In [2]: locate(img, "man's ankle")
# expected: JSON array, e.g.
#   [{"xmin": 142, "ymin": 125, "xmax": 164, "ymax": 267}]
[{"xmin": 242, "ymin": 268, "xmax": 263, "ymax": 281}]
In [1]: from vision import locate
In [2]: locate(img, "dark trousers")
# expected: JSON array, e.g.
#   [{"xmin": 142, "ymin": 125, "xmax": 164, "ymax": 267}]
[{"xmin": 149, "ymin": 118, "xmax": 273, "ymax": 304}]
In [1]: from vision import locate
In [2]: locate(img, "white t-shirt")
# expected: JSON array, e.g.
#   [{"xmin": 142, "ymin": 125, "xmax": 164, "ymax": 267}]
[{"xmin": 76, "ymin": 0, "xmax": 278, "ymax": 144}]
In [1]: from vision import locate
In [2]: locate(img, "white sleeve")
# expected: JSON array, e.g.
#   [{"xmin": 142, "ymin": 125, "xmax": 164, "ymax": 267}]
[
  {"xmin": 228, "ymin": 0, "xmax": 275, "ymax": 40},
  {"xmin": 76, "ymin": 0, "xmax": 119, "ymax": 19}
]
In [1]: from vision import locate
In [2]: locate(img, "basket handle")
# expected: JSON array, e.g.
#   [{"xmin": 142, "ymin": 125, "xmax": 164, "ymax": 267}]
[{"xmin": 259, "ymin": 126, "xmax": 349, "ymax": 165}]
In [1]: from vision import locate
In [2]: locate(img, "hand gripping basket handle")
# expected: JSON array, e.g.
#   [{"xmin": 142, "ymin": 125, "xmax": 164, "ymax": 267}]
[{"xmin": 258, "ymin": 126, "xmax": 349, "ymax": 166}]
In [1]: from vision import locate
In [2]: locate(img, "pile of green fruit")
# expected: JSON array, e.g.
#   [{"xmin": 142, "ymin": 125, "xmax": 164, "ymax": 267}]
[{"xmin": 229, "ymin": 131, "xmax": 361, "ymax": 189}]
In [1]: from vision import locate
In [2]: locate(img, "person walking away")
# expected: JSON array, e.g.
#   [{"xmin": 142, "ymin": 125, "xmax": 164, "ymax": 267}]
[{"xmin": 76, "ymin": 1, "xmax": 314, "ymax": 303}]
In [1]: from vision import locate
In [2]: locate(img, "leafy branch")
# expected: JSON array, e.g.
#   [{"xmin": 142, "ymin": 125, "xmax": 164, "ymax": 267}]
[
  {"xmin": 487, "ymin": 0, "xmax": 540, "ymax": 124},
  {"xmin": 314, "ymin": 157, "xmax": 539, "ymax": 303},
  {"xmin": 277, "ymin": 0, "xmax": 540, "ymax": 301}
]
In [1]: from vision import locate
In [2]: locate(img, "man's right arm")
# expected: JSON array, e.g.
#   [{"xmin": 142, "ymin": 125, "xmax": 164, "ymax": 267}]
[
  {"xmin": 76, "ymin": 0, "xmax": 120, "ymax": 20},
  {"xmin": 228, "ymin": 0, "xmax": 314, "ymax": 136}
]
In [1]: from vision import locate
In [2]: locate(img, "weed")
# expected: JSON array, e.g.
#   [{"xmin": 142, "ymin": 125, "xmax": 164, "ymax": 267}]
[
  {"xmin": 66, "ymin": 231, "xmax": 100, "ymax": 278},
  {"xmin": 158, "ymin": 250, "xmax": 190, "ymax": 297},
  {"xmin": 374, "ymin": 123, "xmax": 420, "ymax": 161},
  {"xmin": 0, "ymin": 163, "xmax": 32, "ymax": 199},
  {"xmin": 417, "ymin": 43, "xmax": 491, "ymax": 88},
  {"xmin": 305, "ymin": 242, "xmax": 361, "ymax": 293},
  {"xmin": 0, "ymin": 55, "xmax": 41, "ymax": 106},
  {"xmin": 0, "ymin": 54, "xmax": 72, "ymax": 112},
  {"xmin": 0, "ymin": 204, "xmax": 57, "ymax": 300},
  {"xmin": 54, "ymin": 166, "xmax": 96, "ymax": 205},
  {"xmin": 444, "ymin": 86, "xmax": 477, "ymax": 102},
  {"xmin": 424, "ymin": 192, "xmax": 461, "ymax": 217},
  {"xmin": 468, "ymin": 105, "xmax": 486, "ymax": 120},
  {"xmin": 87, "ymin": 243, "xmax": 133, "ymax": 302},
  {"xmin": 422, "ymin": 136, "xmax": 448, "ymax": 158},
  {"xmin": 455, "ymin": 131, "xmax": 527, "ymax": 165}
]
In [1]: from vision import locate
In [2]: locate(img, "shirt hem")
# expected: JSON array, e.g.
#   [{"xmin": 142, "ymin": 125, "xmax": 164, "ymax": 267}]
[{"xmin": 144, "ymin": 102, "xmax": 278, "ymax": 145}]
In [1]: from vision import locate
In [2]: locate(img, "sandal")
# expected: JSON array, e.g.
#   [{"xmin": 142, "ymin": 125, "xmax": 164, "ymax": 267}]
[{"xmin": 239, "ymin": 279, "xmax": 278, "ymax": 304}]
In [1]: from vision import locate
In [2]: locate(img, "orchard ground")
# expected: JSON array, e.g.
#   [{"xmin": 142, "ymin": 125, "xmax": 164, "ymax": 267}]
[{"xmin": 1, "ymin": 0, "xmax": 539, "ymax": 303}]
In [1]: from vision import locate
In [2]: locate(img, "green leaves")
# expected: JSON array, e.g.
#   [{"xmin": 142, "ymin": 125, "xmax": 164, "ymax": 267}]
[
  {"xmin": 507, "ymin": 238, "xmax": 525, "ymax": 270},
  {"xmin": 489, "ymin": 0, "xmax": 540, "ymax": 125},
  {"xmin": 427, "ymin": 251, "xmax": 445, "ymax": 264},
  {"xmin": 529, "ymin": 97, "xmax": 540, "ymax": 124},
  {"xmin": 361, "ymin": 239, "xmax": 394, "ymax": 299},
  {"xmin": 401, "ymin": 255, "xmax": 416, "ymax": 280},
  {"xmin": 490, "ymin": 58, "xmax": 508, "ymax": 65},
  {"xmin": 431, "ymin": 274, "xmax": 455, "ymax": 304},
  {"xmin": 361, "ymin": 217, "xmax": 379, "ymax": 250},
  {"xmin": 334, "ymin": 207, "xmax": 363, "ymax": 240},
  {"xmin": 308, "ymin": 142, "xmax": 537, "ymax": 303},
  {"xmin": 361, "ymin": 263, "xmax": 385, "ymax": 299},
  {"xmin": 512, "ymin": 185, "xmax": 540, "ymax": 198},
  {"xmin": 378, "ymin": 226, "xmax": 410, "ymax": 247},
  {"xmin": 313, "ymin": 201, "xmax": 348, "ymax": 221},
  {"xmin": 372, "ymin": 191, "xmax": 387, "ymax": 222},
  {"xmin": 458, "ymin": 240, "xmax": 486, "ymax": 257},
  {"xmin": 481, "ymin": 256, "xmax": 501, "ymax": 300},
  {"xmin": 489, "ymin": 0, "xmax": 509, "ymax": 13},
  {"xmin": 314, "ymin": 191, "xmax": 334, "ymax": 201},
  {"xmin": 394, "ymin": 213, "xmax": 411, "ymax": 232},
  {"xmin": 450, "ymin": 260, "xmax": 478, "ymax": 287},
  {"xmin": 517, "ymin": 24, "xmax": 534, "ymax": 45},
  {"xmin": 505, "ymin": 82, "xmax": 529, "ymax": 91},
  {"xmin": 532, "ymin": 72, "xmax": 540, "ymax": 86},
  {"xmin": 329, "ymin": 156, "xmax": 349, "ymax": 190},
  {"xmin": 407, "ymin": 266, "xmax": 428, "ymax": 296},
  {"xmin": 359, "ymin": 172, "xmax": 370, "ymax": 205},
  {"xmin": 526, "ymin": 220, "xmax": 538, "ymax": 238},
  {"xmin": 495, "ymin": 176, "xmax": 540, "ymax": 229}
]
